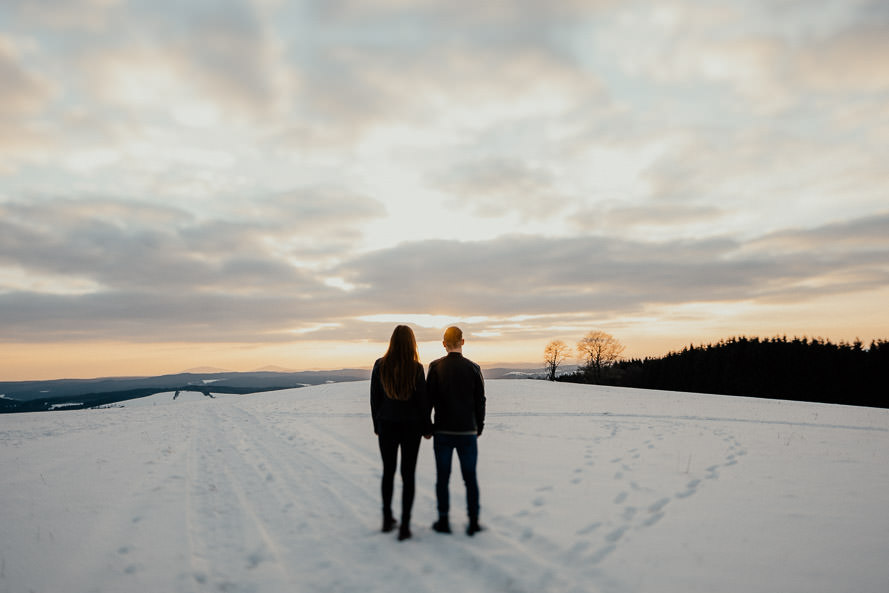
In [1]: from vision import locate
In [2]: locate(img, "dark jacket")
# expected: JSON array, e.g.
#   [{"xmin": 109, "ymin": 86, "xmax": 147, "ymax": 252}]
[
  {"xmin": 370, "ymin": 358, "xmax": 432, "ymax": 435},
  {"xmin": 427, "ymin": 352, "xmax": 486, "ymax": 435}
]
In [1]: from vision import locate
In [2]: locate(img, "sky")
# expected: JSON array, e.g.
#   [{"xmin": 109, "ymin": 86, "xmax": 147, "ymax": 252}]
[{"xmin": 1, "ymin": 0, "xmax": 888, "ymax": 380}]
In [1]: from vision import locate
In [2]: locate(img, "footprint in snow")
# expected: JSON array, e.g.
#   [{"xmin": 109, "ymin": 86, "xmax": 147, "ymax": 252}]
[
  {"xmin": 589, "ymin": 544, "xmax": 616, "ymax": 565},
  {"xmin": 576, "ymin": 522, "xmax": 601, "ymax": 535},
  {"xmin": 675, "ymin": 479, "xmax": 701, "ymax": 499},
  {"xmin": 648, "ymin": 498, "xmax": 670, "ymax": 513},
  {"xmin": 642, "ymin": 512, "xmax": 664, "ymax": 527},
  {"xmin": 571, "ymin": 541, "xmax": 591, "ymax": 555},
  {"xmin": 605, "ymin": 526, "xmax": 627, "ymax": 543}
]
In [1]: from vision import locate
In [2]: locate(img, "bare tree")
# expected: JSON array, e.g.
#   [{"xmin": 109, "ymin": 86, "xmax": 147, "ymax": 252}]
[
  {"xmin": 543, "ymin": 340, "xmax": 570, "ymax": 381},
  {"xmin": 577, "ymin": 331, "xmax": 625, "ymax": 382}
]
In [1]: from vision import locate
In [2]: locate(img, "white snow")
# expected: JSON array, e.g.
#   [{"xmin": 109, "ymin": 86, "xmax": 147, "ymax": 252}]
[{"xmin": 1, "ymin": 380, "xmax": 887, "ymax": 593}]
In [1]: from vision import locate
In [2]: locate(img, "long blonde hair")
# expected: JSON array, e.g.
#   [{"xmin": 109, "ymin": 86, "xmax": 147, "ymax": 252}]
[{"xmin": 379, "ymin": 325, "xmax": 420, "ymax": 401}]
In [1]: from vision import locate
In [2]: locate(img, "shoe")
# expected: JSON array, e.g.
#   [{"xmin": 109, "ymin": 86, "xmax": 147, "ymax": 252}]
[
  {"xmin": 466, "ymin": 518, "xmax": 483, "ymax": 536},
  {"xmin": 397, "ymin": 525, "xmax": 412, "ymax": 541},
  {"xmin": 382, "ymin": 517, "xmax": 397, "ymax": 533},
  {"xmin": 431, "ymin": 517, "xmax": 452, "ymax": 534}
]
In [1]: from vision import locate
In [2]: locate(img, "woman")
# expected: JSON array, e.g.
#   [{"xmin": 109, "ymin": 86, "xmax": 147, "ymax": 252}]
[{"xmin": 370, "ymin": 325, "xmax": 432, "ymax": 541}]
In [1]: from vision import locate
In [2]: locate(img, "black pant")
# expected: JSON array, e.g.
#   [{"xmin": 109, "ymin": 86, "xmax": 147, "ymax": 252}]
[{"xmin": 378, "ymin": 422, "xmax": 422, "ymax": 525}]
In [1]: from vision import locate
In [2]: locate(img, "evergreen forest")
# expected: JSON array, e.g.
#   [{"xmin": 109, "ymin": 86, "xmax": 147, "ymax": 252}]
[{"xmin": 559, "ymin": 336, "xmax": 889, "ymax": 409}]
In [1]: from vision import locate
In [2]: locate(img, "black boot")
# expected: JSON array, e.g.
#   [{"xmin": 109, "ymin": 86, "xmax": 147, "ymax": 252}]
[
  {"xmin": 397, "ymin": 512, "xmax": 412, "ymax": 540},
  {"xmin": 466, "ymin": 517, "xmax": 483, "ymax": 536},
  {"xmin": 382, "ymin": 514, "xmax": 397, "ymax": 533},
  {"xmin": 432, "ymin": 515, "xmax": 452, "ymax": 534}
]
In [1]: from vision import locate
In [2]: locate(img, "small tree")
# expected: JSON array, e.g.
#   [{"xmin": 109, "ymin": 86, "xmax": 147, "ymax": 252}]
[
  {"xmin": 543, "ymin": 340, "xmax": 570, "ymax": 381},
  {"xmin": 577, "ymin": 330, "xmax": 625, "ymax": 382}
]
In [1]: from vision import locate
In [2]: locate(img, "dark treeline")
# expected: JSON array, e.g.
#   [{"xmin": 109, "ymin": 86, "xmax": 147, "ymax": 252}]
[{"xmin": 559, "ymin": 336, "xmax": 889, "ymax": 409}]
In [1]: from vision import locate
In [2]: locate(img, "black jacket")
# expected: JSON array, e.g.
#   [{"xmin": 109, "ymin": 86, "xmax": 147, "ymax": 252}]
[
  {"xmin": 427, "ymin": 352, "xmax": 486, "ymax": 435},
  {"xmin": 370, "ymin": 359, "xmax": 432, "ymax": 435}
]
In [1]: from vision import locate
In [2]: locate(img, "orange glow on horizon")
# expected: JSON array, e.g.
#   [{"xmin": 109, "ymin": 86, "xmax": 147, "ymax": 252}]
[{"xmin": 2, "ymin": 325, "xmax": 886, "ymax": 382}]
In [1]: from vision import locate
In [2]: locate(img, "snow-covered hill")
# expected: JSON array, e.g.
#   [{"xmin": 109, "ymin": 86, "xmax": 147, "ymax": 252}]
[{"xmin": 2, "ymin": 381, "xmax": 887, "ymax": 593}]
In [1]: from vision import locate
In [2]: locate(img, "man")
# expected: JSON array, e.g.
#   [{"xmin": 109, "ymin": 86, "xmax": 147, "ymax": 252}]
[{"xmin": 426, "ymin": 326, "xmax": 486, "ymax": 536}]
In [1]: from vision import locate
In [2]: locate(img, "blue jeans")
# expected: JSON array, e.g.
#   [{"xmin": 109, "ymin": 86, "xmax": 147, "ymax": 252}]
[{"xmin": 433, "ymin": 434, "xmax": 479, "ymax": 519}]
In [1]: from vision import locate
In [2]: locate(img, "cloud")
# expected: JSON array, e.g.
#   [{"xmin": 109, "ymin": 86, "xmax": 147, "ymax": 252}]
[
  {"xmin": 0, "ymin": 35, "xmax": 57, "ymax": 170},
  {"xmin": 11, "ymin": 0, "xmax": 121, "ymax": 32},
  {"xmin": 336, "ymin": 213, "xmax": 889, "ymax": 318},
  {"xmin": 1, "ymin": 199, "xmax": 886, "ymax": 344},
  {"xmin": 574, "ymin": 202, "xmax": 727, "ymax": 237},
  {"xmin": 285, "ymin": 43, "xmax": 605, "ymax": 148},
  {"xmin": 0, "ymin": 290, "xmax": 342, "ymax": 342},
  {"xmin": 0, "ymin": 36, "xmax": 54, "ymax": 117},
  {"xmin": 153, "ymin": 1, "xmax": 294, "ymax": 118},
  {"xmin": 594, "ymin": 1, "xmax": 889, "ymax": 114},
  {"xmin": 8, "ymin": 0, "xmax": 612, "ymax": 160},
  {"xmin": 250, "ymin": 189, "xmax": 385, "ymax": 228},
  {"xmin": 435, "ymin": 158, "xmax": 570, "ymax": 219},
  {"xmin": 794, "ymin": 25, "xmax": 889, "ymax": 94},
  {"xmin": 744, "ymin": 213, "xmax": 889, "ymax": 258},
  {"xmin": 257, "ymin": 0, "xmax": 612, "ymax": 148},
  {"xmin": 0, "ymin": 190, "xmax": 384, "ymax": 341},
  {"xmin": 624, "ymin": 123, "xmax": 889, "ymax": 242},
  {"xmin": 30, "ymin": 0, "xmax": 295, "ymax": 125},
  {"xmin": 317, "ymin": 0, "xmax": 618, "ymax": 27},
  {"xmin": 0, "ymin": 190, "xmax": 383, "ymax": 283}
]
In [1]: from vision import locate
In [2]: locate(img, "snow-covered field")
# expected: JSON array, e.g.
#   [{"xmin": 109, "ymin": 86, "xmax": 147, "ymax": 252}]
[{"xmin": 2, "ymin": 380, "xmax": 888, "ymax": 593}]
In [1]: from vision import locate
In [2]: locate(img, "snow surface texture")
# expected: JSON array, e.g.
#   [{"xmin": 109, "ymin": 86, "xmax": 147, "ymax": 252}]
[{"xmin": 2, "ymin": 381, "xmax": 888, "ymax": 593}]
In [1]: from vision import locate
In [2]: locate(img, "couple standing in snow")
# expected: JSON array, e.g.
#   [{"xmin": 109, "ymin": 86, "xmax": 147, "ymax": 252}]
[{"xmin": 370, "ymin": 325, "xmax": 486, "ymax": 541}]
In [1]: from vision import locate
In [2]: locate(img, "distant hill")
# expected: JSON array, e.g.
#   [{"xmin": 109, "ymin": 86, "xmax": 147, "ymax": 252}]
[
  {"xmin": 484, "ymin": 365, "xmax": 579, "ymax": 380},
  {"xmin": 0, "ymin": 369, "xmax": 372, "ymax": 413},
  {"xmin": 0, "ymin": 364, "xmax": 554, "ymax": 414}
]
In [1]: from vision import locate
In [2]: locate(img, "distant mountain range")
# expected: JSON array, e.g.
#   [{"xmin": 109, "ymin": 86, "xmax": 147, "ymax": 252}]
[{"xmin": 0, "ymin": 365, "xmax": 557, "ymax": 413}]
